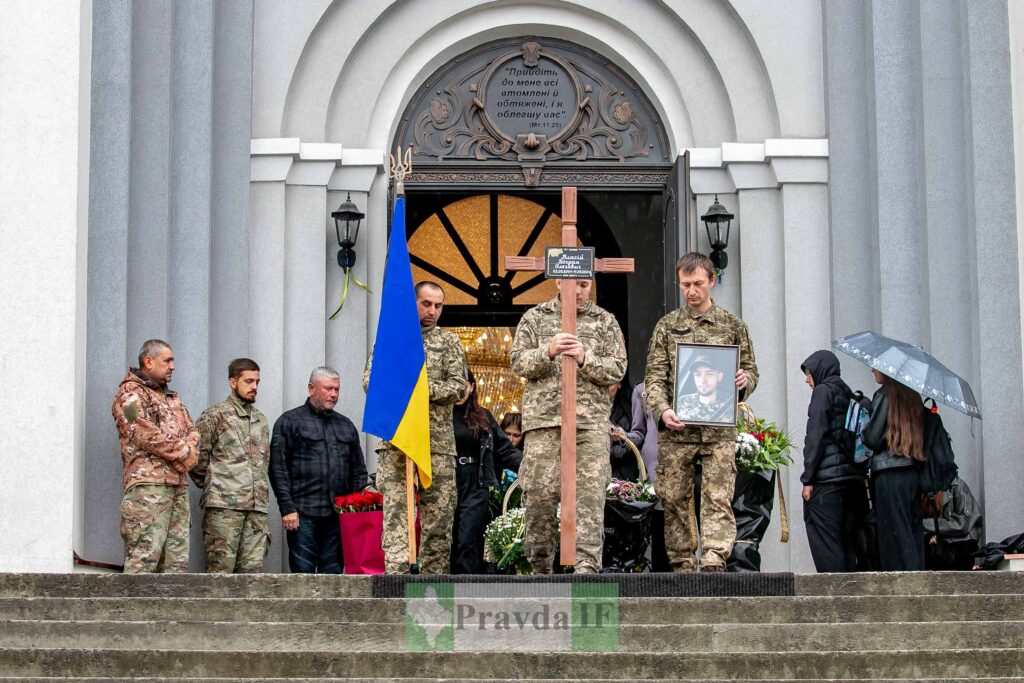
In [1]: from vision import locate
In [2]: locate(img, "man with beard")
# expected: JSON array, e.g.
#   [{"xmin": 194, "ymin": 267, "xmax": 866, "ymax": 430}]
[
  {"xmin": 192, "ymin": 358, "xmax": 271, "ymax": 573},
  {"xmin": 675, "ymin": 355, "xmax": 734, "ymax": 424}
]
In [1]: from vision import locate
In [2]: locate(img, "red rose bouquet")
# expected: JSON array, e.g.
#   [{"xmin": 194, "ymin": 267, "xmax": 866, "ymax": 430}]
[{"xmin": 334, "ymin": 489, "xmax": 384, "ymax": 513}]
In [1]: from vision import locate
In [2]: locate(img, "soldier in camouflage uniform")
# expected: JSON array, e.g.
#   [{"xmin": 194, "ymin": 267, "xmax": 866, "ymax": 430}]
[
  {"xmin": 510, "ymin": 280, "xmax": 627, "ymax": 573},
  {"xmin": 112, "ymin": 339, "xmax": 199, "ymax": 573},
  {"xmin": 645, "ymin": 253, "xmax": 758, "ymax": 572},
  {"xmin": 364, "ymin": 282, "xmax": 469, "ymax": 574},
  {"xmin": 191, "ymin": 358, "xmax": 271, "ymax": 573}
]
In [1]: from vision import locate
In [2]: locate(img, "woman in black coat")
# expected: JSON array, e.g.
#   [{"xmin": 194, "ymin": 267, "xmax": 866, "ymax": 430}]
[
  {"xmin": 450, "ymin": 370, "xmax": 522, "ymax": 574},
  {"xmin": 861, "ymin": 370, "xmax": 929, "ymax": 571}
]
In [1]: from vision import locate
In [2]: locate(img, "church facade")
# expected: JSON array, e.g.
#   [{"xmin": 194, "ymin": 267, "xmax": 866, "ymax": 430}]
[{"xmin": 3, "ymin": 0, "xmax": 1024, "ymax": 573}]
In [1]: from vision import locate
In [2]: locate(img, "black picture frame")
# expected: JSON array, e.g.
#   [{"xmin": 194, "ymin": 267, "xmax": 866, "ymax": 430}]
[{"xmin": 673, "ymin": 342, "xmax": 740, "ymax": 427}]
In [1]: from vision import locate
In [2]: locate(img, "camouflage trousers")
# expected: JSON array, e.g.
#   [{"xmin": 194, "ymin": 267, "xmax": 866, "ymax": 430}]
[
  {"xmin": 120, "ymin": 484, "xmax": 190, "ymax": 574},
  {"xmin": 656, "ymin": 440, "xmax": 736, "ymax": 571},
  {"xmin": 377, "ymin": 446, "xmax": 456, "ymax": 574},
  {"xmin": 520, "ymin": 427, "xmax": 610, "ymax": 574},
  {"xmin": 202, "ymin": 507, "xmax": 270, "ymax": 574}
]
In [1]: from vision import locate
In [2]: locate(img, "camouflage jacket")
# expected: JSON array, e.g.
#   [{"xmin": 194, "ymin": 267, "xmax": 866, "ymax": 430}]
[
  {"xmin": 112, "ymin": 369, "xmax": 199, "ymax": 491},
  {"xmin": 645, "ymin": 302, "xmax": 759, "ymax": 444},
  {"xmin": 364, "ymin": 323, "xmax": 468, "ymax": 456},
  {"xmin": 510, "ymin": 297, "xmax": 627, "ymax": 432},
  {"xmin": 191, "ymin": 394, "xmax": 270, "ymax": 512}
]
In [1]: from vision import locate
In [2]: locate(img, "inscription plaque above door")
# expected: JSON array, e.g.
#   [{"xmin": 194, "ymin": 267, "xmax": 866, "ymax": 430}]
[{"xmin": 395, "ymin": 37, "xmax": 670, "ymax": 187}]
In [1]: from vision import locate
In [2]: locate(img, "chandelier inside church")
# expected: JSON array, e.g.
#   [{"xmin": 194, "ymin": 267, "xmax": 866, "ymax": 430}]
[{"xmin": 451, "ymin": 326, "xmax": 524, "ymax": 421}]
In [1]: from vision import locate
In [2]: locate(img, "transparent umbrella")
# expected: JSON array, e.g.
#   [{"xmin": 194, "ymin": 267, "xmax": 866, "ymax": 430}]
[{"xmin": 832, "ymin": 330, "xmax": 981, "ymax": 419}]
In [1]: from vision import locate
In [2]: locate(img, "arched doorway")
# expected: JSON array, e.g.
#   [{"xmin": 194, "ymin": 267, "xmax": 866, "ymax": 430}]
[{"xmin": 394, "ymin": 36, "xmax": 685, "ymax": 386}]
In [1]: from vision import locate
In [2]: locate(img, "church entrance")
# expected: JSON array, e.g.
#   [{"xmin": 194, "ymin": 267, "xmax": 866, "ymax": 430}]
[
  {"xmin": 394, "ymin": 35, "xmax": 687, "ymax": 400},
  {"xmin": 405, "ymin": 189, "xmax": 670, "ymax": 391}
]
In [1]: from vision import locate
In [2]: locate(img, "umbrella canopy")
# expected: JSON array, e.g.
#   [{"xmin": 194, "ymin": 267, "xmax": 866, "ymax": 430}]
[{"xmin": 832, "ymin": 331, "xmax": 981, "ymax": 419}]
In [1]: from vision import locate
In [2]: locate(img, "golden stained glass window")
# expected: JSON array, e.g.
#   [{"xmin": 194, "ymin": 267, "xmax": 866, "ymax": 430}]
[{"xmin": 408, "ymin": 194, "xmax": 582, "ymax": 307}]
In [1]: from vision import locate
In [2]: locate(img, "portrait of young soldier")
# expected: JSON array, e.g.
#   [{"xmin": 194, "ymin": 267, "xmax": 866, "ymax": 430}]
[{"xmin": 675, "ymin": 353, "xmax": 736, "ymax": 425}]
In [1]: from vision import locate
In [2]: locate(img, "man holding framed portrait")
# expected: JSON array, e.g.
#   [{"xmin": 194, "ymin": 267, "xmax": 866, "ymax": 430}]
[{"xmin": 645, "ymin": 252, "xmax": 759, "ymax": 572}]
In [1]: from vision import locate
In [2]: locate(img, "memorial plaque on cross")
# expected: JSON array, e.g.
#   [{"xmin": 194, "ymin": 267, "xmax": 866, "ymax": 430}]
[{"xmin": 504, "ymin": 186, "xmax": 634, "ymax": 566}]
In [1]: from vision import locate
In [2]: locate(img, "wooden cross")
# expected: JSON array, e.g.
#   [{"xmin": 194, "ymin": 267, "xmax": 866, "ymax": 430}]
[{"xmin": 505, "ymin": 186, "xmax": 634, "ymax": 566}]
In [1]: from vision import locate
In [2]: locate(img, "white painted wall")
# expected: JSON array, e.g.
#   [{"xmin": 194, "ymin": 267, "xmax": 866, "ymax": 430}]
[{"xmin": 0, "ymin": 0, "xmax": 90, "ymax": 572}]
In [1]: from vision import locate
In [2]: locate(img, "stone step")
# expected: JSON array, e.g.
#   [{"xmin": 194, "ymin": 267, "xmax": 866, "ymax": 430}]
[
  {"xmin": 5, "ymin": 679, "xmax": 1023, "ymax": 683},
  {"xmin": 2, "ymin": 648, "xmax": 1023, "ymax": 679},
  {"xmin": 2, "ymin": 572, "xmax": 1021, "ymax": 599},
  {"xmin": 1, "ymin": 619, "xmax": 1022, "ymax": 653},
  {"xmin": 2, "ymin": 679, "xmax": 1021, "ymax": 683},
  {"xmin": 1, "ymin": 594, "xmax": 1021, "ymax": 624}
]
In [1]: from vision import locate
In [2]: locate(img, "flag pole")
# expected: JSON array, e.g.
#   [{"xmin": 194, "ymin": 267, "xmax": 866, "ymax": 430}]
[{"xmin": 389, "ymin": 146, "xmax": 418, "ymax": 567}]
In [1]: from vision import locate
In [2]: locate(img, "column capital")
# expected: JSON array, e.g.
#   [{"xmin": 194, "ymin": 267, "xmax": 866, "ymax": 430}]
[
  {"xmin": 683, "ymin": 138, "xmax": 829, "ymax": 190},
  {"xmin": 249, "ymin": 139, "xmax": 384, "ymax": 187}
]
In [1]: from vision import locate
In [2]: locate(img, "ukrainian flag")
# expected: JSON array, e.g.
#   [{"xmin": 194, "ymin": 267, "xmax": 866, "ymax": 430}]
[{"xmin": 363, "ymin": 197, "xmax": 433, "ymax": 487}]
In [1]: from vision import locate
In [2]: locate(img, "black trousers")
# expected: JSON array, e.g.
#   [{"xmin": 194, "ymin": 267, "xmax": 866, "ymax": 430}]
[
  {"xmin": 804, "ymin": 480, "xmax": 868, "ymax": 573},
  {"xmin": 451, "ymin": 461, "xmax": 489, "ymax": 574},
  {"xmin": 649, "ymin": 508, "xmax": 672, "ymax": 572},
  {"xmin": 873, "ymin": 466, "xmax": 925, "ymax": 571},
  {"xmin": 286, "ymin": 512, "xmax": 342, "ymax": 574}
]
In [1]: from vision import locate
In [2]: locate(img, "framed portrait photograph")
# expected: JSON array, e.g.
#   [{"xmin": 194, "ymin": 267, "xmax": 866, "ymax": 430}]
[{"xmin": 673, "ymin": 343, "xmax": 740, "ymax": 427}]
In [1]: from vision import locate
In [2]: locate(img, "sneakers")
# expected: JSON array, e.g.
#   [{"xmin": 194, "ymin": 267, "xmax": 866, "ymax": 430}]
[{"xmin": 699, "ymin": 564, "xmax": 726, "ymax": 573}]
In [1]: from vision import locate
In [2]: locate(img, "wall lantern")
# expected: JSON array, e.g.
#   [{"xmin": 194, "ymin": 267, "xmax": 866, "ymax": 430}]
[
  {"xmin": 329, "ymin": 193, "xmax": 369, "ymax": 319},
  {"xmin": 701, "ymin": 194, "xmax": 734, "ymax": 273},
  {"xmin": 332, "ymin": 192, "xmax": 365, "ymax": 269}
]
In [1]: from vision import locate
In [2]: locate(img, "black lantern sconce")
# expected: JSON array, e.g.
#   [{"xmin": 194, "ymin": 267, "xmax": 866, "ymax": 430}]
[
  {"xmin": 701, "ymin": 194, "xmax": 734, "ymax": 274},
  {"xmin": 332, "ymin": 193, "xmax": 365, "ymax": 269},
  {"xmin": 328, "ymin": 193, "xmax": 368, "ymax": 320}
]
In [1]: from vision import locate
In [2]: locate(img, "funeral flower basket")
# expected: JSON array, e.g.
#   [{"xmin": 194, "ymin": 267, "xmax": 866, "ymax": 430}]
[
  {"xmin": 334, "ymin": 490, "xmax": 384, "ymax": 512},
  {"xmin": 603, "ymin": 437, "xmax": 657, "ymax": 572},
  {"xmin": 732, "ymin": 403, "xmax": 791, "ymax": 550},
  {"xmin": 335, "ymin": 489, "xmax": 385, "ymax": 574}
]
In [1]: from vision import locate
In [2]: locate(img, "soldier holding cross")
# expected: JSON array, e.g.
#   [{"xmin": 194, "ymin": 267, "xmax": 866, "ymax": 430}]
[{"xmin": 510, "ymin": 278, "xmax": 627, "ymax": 573}]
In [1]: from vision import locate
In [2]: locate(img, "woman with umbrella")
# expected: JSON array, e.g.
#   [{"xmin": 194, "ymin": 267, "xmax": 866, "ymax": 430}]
[
  {"xmin": 834, "ymin": 330, "xmax": 980, "ymax": 572},
  {"xmin": 861, "ymin": 371, "xmax": 929, "ymax": 570}
]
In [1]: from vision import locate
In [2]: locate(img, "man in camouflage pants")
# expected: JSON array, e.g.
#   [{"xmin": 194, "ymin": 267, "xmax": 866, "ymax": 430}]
[
  {"xmin": 192, "ymin": 358, "xmax": 271, "ymax": 573},
  {"xmin": 510, "ymin": 279, "xmax": 627, "ymax": 574},
  {"xmin": 645, "ymin": 253, "xmax": 759, "ymax": 572},
  {"xmin": 365, "ymin": 281, "xmax": 469, "ymax": 574},
  {"xmin": 112, "ymin": 339, "xmax": 199, "ymax": 573}
]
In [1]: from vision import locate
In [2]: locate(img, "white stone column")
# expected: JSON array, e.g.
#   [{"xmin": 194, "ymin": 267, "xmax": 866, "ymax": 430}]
[
  {"xmin": 687, "ymin": 139, "xmax": 828, "ymax": 573},
  {"xmin": 249, "ymin": 140, "xmax": 383, "ymax": 566},
  {"xmin": 249, "ymin": 139, "xmax": 292, "ymax": 571},
  {"xmin": 0, "ymin": 0, "xmax": 91, "ymax": 572},
  {"xmin": 774, "ymin": 145, "xmax": 830, "ymax": 574},
  {"xmin": 1009, "ymin": 0, "xmax": 1024, "ymax": 398}
]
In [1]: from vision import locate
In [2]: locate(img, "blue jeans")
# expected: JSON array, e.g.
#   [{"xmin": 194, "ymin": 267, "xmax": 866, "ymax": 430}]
[{"xmin": 286, "ymin": 512, "xmax": 342, "ymax": 574}]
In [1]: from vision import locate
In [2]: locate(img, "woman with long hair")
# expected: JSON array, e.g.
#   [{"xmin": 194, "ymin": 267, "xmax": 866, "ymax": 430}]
[
  {"xmin": 450, "ymin": 369, "xmax": 522, "ymax": 573},
  {"xmin": 861, "ymin": 370, "xmax": 928, "ymax": 570}
]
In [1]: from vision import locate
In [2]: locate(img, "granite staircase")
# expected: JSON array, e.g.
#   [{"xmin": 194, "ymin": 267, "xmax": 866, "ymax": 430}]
[{"xmin": 0, "ymin": 571, "xmax": 1022, "ymax": 681}]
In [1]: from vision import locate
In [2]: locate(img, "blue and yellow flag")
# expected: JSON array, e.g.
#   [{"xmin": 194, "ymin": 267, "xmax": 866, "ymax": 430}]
[{"xmin": 363, "ymin": 197, "xmax": 433, "ymax": 487}]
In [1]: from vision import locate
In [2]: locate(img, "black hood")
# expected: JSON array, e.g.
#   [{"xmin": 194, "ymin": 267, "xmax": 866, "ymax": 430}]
[{"xmin": 801, "ymin": 350, "xmax": 842, "ymax": 386}]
